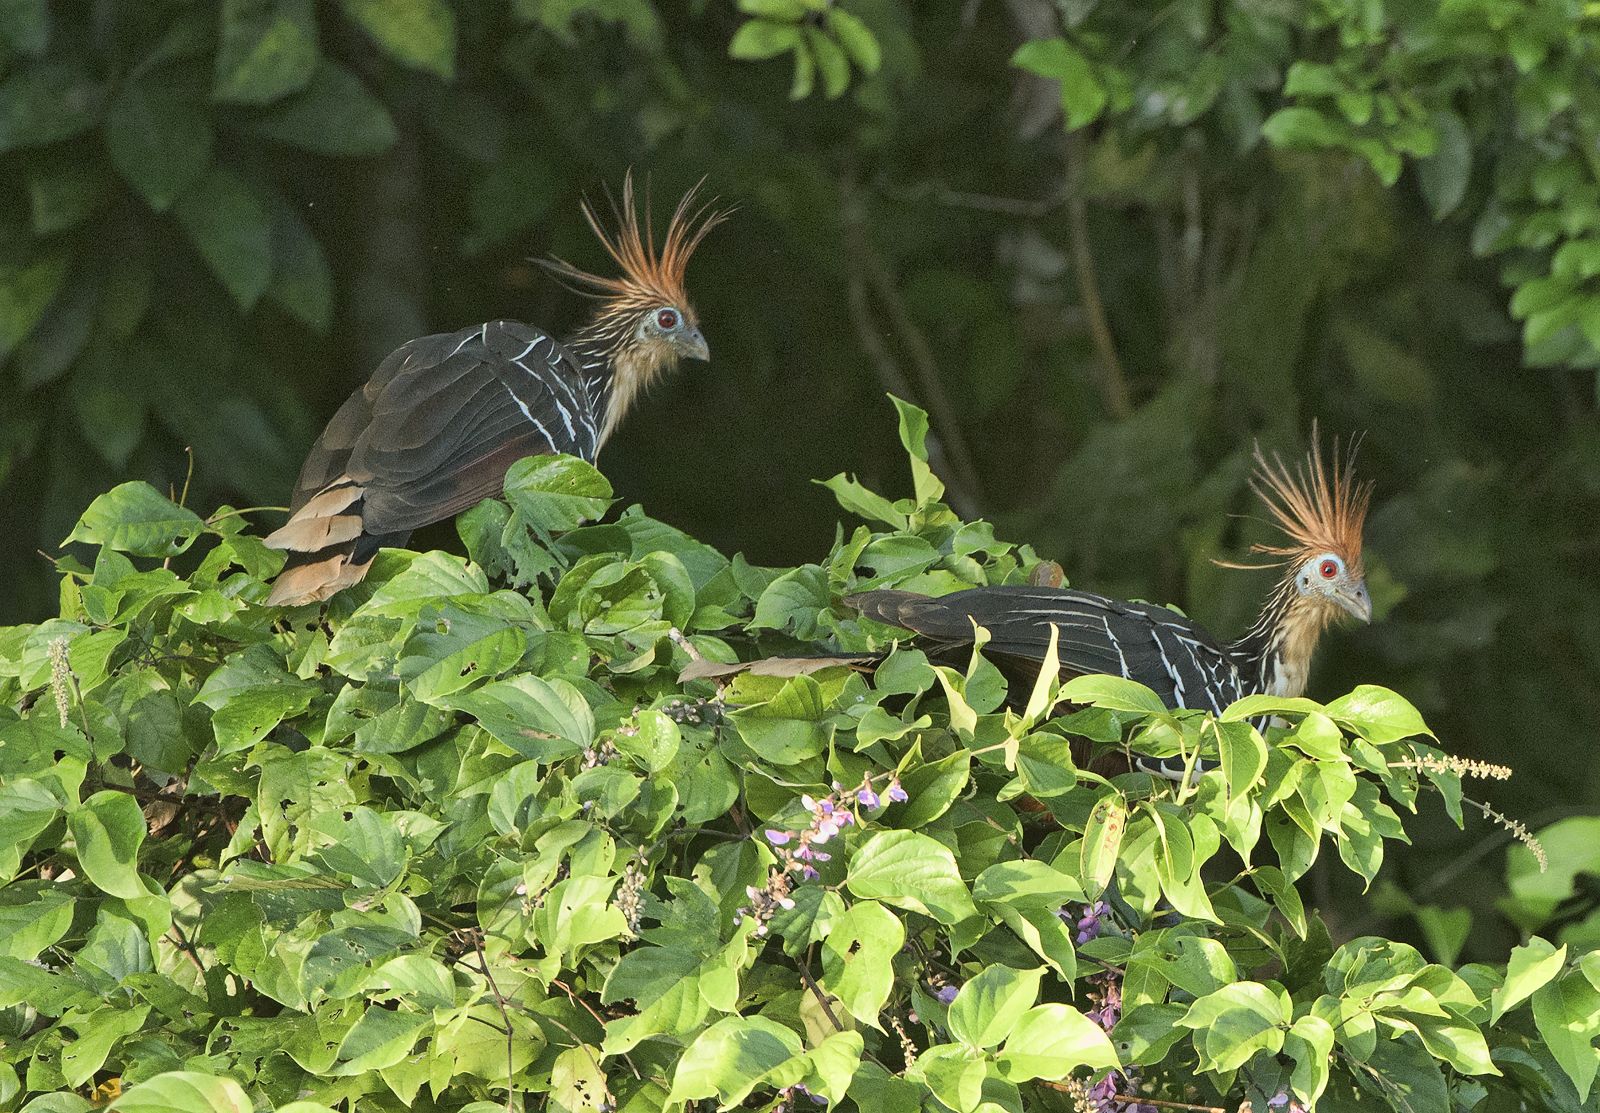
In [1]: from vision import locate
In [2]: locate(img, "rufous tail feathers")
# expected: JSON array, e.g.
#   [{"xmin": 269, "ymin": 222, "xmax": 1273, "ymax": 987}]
[{"xmin": 263, "ymin": 483, "xmax": 373, "ymax": 606}]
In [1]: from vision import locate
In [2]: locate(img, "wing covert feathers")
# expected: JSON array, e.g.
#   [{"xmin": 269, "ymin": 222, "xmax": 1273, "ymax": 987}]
[{"xmin": 265, "ymin": 320, "xmax": 596, "ymax": 605}]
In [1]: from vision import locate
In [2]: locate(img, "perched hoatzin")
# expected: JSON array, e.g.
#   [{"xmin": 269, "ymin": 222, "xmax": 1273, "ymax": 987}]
[
  {"xmin": 848, "ymin": 437, "xmax": 1373, "ymax": 771},
  {"xmin": 264, "ymin": 177, "xmax": 726, "ymax": 606}
]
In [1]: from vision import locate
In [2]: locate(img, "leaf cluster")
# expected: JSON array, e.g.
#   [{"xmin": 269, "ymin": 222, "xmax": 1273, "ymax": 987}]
[{"xmin": 0, "ymin": 406, "xmax": 1594, "ymax": 1113}]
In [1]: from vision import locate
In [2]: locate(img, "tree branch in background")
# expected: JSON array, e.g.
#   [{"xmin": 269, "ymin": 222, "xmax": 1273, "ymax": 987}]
[
  {"xmin": 841, "ymin": 182, "xmax": 985, "ymax": 517},
  {"xmin": 1063, "ymin": 133, "xmax": 1133, "ymax": 420}
]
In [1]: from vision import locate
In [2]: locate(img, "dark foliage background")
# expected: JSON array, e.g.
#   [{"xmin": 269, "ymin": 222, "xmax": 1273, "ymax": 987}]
[{"xmin": 1, "ymin": 0, "xmax": 1597, "ymax": 962}]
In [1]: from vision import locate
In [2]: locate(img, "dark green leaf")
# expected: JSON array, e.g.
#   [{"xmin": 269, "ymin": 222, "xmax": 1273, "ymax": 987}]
[
  {"xmin": 251, "ymin": 61, "xmax": 397, "ymax": 156},
  {"xmin": 213, "ymin": 0, "xmax": 318, "ymax": 104},
  {"xmin": 337, "ymin": 0, "xmax": 456, "ymax": 79},
  {"xmin": 104, "ymin": 80, "xmax": 213, "ymax": 211},
  {"xmin": 1418, "ymin": 109, "xmax": 1471, "ymax": 220},
  {"xmin": 0, "ymin": 61, "xmax": 101, "ymax": 151},
  {"xmin": 171, "ymin": 167, "xmax": 273, "ymax": 310},
  {"xmin": 65, "ymin": 482, "xmax": 206, "ymax": 557}
]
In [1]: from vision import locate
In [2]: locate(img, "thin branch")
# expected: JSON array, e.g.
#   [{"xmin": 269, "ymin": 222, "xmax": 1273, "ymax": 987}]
[
  {"xmin": 1063, "ymin": 134, "xmax": 1132, "ymax": 419},
  {"xmin": 1114, "ymin": 1097, "xmax": 1226, "ymax": 1113},
  {"xmin": 470, "ymin": 933, "xmax": 519, "ymax": 1113},
  {"xmin": 799, "ymin": 946, "xmax": 848, "ymax": 1034}
]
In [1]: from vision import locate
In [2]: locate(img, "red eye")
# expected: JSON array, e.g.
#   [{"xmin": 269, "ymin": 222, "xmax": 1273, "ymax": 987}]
[
  {"xmin": 1319, "ymin": 559, "xmax": 1340, "ymax": 579},
  {"xmin": 657, "ymin": 308, "xmax": 679, "ymax": 330}
]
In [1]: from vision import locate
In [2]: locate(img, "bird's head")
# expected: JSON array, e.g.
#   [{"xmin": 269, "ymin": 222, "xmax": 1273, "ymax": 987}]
[
  {"xmin": 1241, "ymin": 429, "xmax": 1374, "ymax": 625},
  {"xmin": 543, "ymin": 173, "xmax": 727, "ymax": 374}
]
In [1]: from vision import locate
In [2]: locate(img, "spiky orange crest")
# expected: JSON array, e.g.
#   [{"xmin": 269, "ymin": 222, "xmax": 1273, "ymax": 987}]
[
  {"xmin": 1243, "ymin": 427, "xmax": 1372, "ymax": 575},
  {"xmin": 543, "ymin": 173, "xmax": 729, "ymax": 317}
]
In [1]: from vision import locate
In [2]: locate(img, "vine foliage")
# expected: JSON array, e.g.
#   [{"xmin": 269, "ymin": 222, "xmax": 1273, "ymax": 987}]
[{"xmin": 0, "ymin": 403, "xmax": 1594, "ymax": 1112}]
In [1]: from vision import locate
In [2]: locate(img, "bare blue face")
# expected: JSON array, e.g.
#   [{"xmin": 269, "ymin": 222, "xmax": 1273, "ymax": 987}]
[
  {"xmin": 640, "ymin": 305, "xmax": 709, "ymax": 361},
  {"xmin": 1294, "ymin": 551, "xmax": 1372, "ymax": 622}
]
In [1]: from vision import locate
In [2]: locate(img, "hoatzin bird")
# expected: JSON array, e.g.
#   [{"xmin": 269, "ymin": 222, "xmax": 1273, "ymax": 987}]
[
  {"xmin": 264, "ymin": 177, "xmax": 726, "ymax": 606},
  {"xmin": 848, "ymin": 437, "xmax": 1373, "ymax": 771}
]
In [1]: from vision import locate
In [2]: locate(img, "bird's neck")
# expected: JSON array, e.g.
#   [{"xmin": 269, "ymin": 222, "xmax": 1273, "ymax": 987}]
[
  {"xmin": 1229, "ymin": 577, "xmax": 1335, "ymax": 699},
  {"xmin": 564, "ymin": 316, "xmax": 675, "ymax": 451}
]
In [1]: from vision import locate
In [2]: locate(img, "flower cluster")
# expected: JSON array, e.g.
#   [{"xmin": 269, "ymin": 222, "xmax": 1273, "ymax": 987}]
[
  {"xmin": 736, "ymin": 773, "xmax": 908, "ymax": 933},
  {"xmin": 615, "ymin": 860, "xmax": 646, "ymax": 936},
  {"xmin": 734, "ymin": 867, "xmax": 796, "ymax": 937},
  {"xmin": 1064, "ymin": 901, "xmax": 1158, "ymax": 1113},
  {"xmin": 1072, "ymin": 900, "xmax": 1109, "ymax": 945}
]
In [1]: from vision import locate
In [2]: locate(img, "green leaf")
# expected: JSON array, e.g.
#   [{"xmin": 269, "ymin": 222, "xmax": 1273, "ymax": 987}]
[
  {"xmin": 171, "ymin": 167, "xmax": 273, "ymax": 310},
  {"xmin": 818, "ymin": 473, "xmax": 907, "ymax": 528},
  {"xmin": 1215, "ymin": 720, "xmax": 1267, "ymax": 801},
  {"xmin": 1080, "ymin": 794, "xmax": 1127, "ymax": 898},
  {"xmin": 67, "ymin": 790, "xmax": 147, "ymax": 899},
  {"xmin": 338, "ymin": 0, "xmax": 456, "ymax": 78},
  {"xmin": 0, "ymin": 252, "xmax": 67, "ymax": 360},
  {"xmin": 1252, "ymin": 865, "xmax": 1307, "ymax": 938},
  {"xmin": 265, "ymin": 197, "xmax": 333, "ymax": 331},
  {"xmin": 1533, "ymin": 971, "xmax": 1600, "ymax": 1100},
  {"xmin": 891, "ymin": 396, "xmax": 945, "ymax": 504},
  {"xmin": 1177, "ymin": 982, "xmax": 1290, "ymax": 1072},
  {"xmin": 1324, "ymin": 685, "xmax": 1431, "ymax": 744},
  {"xmin": 807, "ymin": 27, "xmax": 850, "ymax": 99},
  {"xmin": 104, "ymin": 80, "xmax": 213, "ymax": 212},
  {"xmin": 666, "ymin": 1015, "xmax": 803, "ymax": 1107},
  {"xmin": 210, "ymin": 684, "xmax": 316, "ymax": 755},
  {"xmin": 751, "ymin": 564, "xmax": 830, "ymax": 639},
  {"xmin": 729, "ymin": 19, "xmax": 802, "ymax": 61},
  {"xmin": 504, "ymin": 454, "xmax": 614, "ymax": 535},
  {"xmin": 0, "ymin": 0, "xmax": 48, "ymax": 56},
  {"xmin": 1285, "ymin": 1014, "xmax": 1334, "ymax": 1106},
  {"xmin": 65, "ymin": 482, "xmax": 206, "ymax": 558},
  {"xmin": 1060, "ymin": 673, "xmax": 1168, "ymax": 715},
  {"xmin": 1493, "ymin": 936, "xmax": 1566, "ymax": 1022},
  {"xmin": 1418, "ymin": 109, "xmax": 1471, "ymax": 219},
  {"xmin": 826, "ymin": 8, "xmax": 880, "ymax": 73},
  {"xmin": 0, "ymin": 61, "xmax": 101, "ymax": 151},
  {"xmin": 997, "ymin": 1003, "xmax": 1118, "ymax": 1082},
  {"xmin": 1010, "ymin": 38, "xmax": 1105, "ymax": 129},
  {"xmin": 252, "ymin": 61, "xmax": 397, "ymax": 156},
  {"xmin": 729, "ymin": 673, "xmax": 830, "ymax": 764},
  {"xmin": 442, "ymin": 673, "xmax": 593, "ymax": 759},
  {"xmin": 399, "ymin": 603, "xmax": 527, "ymax": 703},
  {"xmin": 947, "ymin": 965, "xmax": 1042, "ymax": 1049},
  {"xmin": 847, "ymin": 830, "xmax": 979, "ymax": 925},
  {"xmin": 213, "ymin": 0, "xmax": 319, "ymax": 104},
  {"xmin": 820, "ymin": 900, "xmax": 903, "ymax": 1026},
  {"xmin": 1261, "ymin": 105, "xmax": 1341, "ymax": 149},
  {"xmin": 108, "ymin": 1071, "xmax": 252, "ymax": 1113}
]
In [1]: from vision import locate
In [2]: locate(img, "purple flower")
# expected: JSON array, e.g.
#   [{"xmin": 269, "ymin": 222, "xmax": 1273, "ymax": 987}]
[
  {"xmin": 1073, "ymin": 900, "xmax": 1110, "ymax": 944},
  {"xmin": 886, "ymin": 778, "xmax": 908, "ymax": 803},
  {"xmin": 766, "ymin": 829, "xmax": 792, "ymax": 845},
  {"xmin": 857, "ymin": 784, "xmax": 881, "ymax": 808},
  {"xmin": 1267, "ymin": 1095, "xmax": 1289, "ymax": 1108},
  {"xmin": 935, "ymin": 984, "xmax": 958, "ymax": 1005}
]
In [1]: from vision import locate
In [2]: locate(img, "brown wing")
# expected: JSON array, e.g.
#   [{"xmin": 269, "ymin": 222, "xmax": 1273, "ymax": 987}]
[{"xmin": 266, "ymin": 320, "xmax": 599, "ymax": 604}]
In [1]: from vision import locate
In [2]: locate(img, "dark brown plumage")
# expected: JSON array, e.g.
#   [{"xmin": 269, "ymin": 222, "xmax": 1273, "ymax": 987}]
[
  {"xmin": 265, "ymin": 176, "xmax": 727, "ymax": 606},
  {"xmin": 849, "ymin": 434, "xmax": 1374, "ymax": 718}
]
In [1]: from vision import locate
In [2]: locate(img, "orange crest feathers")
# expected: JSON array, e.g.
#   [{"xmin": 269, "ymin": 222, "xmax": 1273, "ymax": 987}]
[
  {"xmin": 543, "ymin": 172, "xmax": 730, "ymax": 313},
  {"xmin": 1243, "ymin": 426, "xmax": 1372, "ymax": 574}
]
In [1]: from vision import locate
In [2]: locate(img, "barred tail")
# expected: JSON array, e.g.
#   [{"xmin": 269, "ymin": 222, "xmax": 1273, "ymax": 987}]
[{"xmin": 263, "ymin": 481, "xmax": 396, "ymax": 605}]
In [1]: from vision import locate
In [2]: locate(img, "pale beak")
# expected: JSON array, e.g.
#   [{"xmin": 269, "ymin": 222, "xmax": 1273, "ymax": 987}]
[
  {"xmin": 1334, "ymin": 580, "xmax": 1373, "ymax": 623},
  {"xmin": 679, "ymin": 328, "xmax": 710, "ymax": 362}
]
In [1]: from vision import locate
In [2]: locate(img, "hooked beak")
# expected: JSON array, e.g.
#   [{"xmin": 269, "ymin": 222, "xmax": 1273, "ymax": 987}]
[
  {"xmin": 1334, "ymin": 580, "xmax": 1373, "ymax": 624},
  {"xmin": 679, "ymin": 327, "xmax": 710, "ymax": 362}
]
